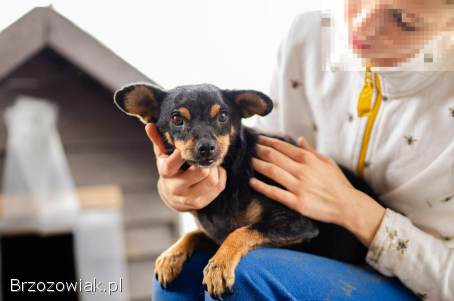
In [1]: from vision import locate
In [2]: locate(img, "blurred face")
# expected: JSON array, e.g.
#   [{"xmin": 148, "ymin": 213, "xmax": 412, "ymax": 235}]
[{"xmin": 347, "ymin": 0, "xmax": 454, "ymax": 66}]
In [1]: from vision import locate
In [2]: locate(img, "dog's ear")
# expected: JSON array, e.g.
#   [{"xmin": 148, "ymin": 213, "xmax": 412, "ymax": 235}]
[
  {"xmin": 223, "ymin": 90, "xmax": 273, "ymax": 118},
  {"xmin": 114, "ymin": 83, "xmax": 166, "ymax": 124}
]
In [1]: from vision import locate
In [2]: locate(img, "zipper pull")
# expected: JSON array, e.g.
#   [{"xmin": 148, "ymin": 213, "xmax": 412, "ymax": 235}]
[{"xmin": 357, "ymin": 64, "xmax": 374, "ymax": 117}]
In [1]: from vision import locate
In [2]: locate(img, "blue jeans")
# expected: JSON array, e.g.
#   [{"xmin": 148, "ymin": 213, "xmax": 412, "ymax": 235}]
[{"xmin": 152, "ymin": 248, "xmax": 419, "ymax": 301}]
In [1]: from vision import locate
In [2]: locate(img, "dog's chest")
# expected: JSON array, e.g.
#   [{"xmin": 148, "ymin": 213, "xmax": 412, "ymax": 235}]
[{"xmin": 196, "ymin": 194, "xmax": 259, "ymax": 244}]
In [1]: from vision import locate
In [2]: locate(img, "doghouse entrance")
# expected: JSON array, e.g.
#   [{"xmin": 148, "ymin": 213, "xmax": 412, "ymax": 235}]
[{"xmin": 1, "ymin": 233, "xmax": 79, "ymax": 300}]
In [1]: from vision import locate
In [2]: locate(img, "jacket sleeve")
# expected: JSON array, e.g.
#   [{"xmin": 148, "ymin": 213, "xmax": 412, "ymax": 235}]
[
  {"xmin": 366, "ymin": 208, "xmax": 454, "ymax": 300},
  {"xmin": 252, "ymin": 13, "xmax": 318, "ymax": 146}
]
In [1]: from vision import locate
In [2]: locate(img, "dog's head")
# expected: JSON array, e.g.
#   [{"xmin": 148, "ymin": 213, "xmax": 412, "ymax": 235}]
[{"xmin": 114, "ymin": 83, "xmax": 273, "ymax": 167}]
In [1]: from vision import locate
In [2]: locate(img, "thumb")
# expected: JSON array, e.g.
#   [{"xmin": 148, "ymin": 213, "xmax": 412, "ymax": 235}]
[{"xmin": 145, "ymin": 123, "xmax": 167, "ymax": 157}]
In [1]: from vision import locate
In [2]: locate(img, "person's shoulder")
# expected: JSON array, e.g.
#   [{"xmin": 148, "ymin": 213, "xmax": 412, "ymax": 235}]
[{"xmin": 284, "ymin": 11, "xmax": 323, "ymax": 48}]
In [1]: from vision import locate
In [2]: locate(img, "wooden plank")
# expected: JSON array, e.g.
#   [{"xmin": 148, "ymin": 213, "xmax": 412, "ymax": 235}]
[
  {"xmin": 0, "ymin": 184, "xmax": 124, "ymax": 235},
  {"xmin": 131, "ymin": 297, "xmax": 151, "ymax": 301},
  {"xmin": 125, "ymin": 225, "xmax": 175, "ymax": 261},
  {"xmin": 0, "ymin": 7, "xmax": 47, "ymax": 81},
  {"xmin": 122, "ymin": 191, "xmax": 176, "ymax": 227},
  {"xmin": 66, "ymin": 150, "xmax": 158, "ymax": 187},
  {"xmin": 77, "ymin": 185, "xmax": 123, "ymax": 210},
  {"xmin": 0, "ymin": 147, "xmax": 158, "ymax": 190},
  {"xmin": 0, "ymin": 185, "xmax": 123, "ymax": 214},
  {"xmin": 128, "ymin": 259, "xmax": 155, "ymax": 301},
  {"xmin": 0, "ymin": 48, "xmax": 151, "ymax": 151}
]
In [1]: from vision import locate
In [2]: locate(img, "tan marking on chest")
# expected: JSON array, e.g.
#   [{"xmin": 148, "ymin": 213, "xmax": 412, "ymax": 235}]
[{"xmin": 244, "ymin": 199, "xmax": 263, "ymax": 224}]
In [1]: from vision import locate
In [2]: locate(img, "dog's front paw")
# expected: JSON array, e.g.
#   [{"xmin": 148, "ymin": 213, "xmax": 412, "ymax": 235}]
[
  {"xmin": 202, "ymin": 256, "xmax": 235, "ymax": 300},
  {"xmin": 154, "ymin": 249, "xmax": 188, "ymax": 288}
]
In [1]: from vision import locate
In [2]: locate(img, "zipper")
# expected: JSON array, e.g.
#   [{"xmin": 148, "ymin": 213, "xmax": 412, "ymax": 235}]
[{"xmin": 356, "ymin": 67, "xmax": 383, "ymax": 177}]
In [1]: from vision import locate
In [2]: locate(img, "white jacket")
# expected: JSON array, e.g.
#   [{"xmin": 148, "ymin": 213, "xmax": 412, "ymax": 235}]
[{"xmin": 255, "ymin": 11, "xmax": 454, "ymax": 301}]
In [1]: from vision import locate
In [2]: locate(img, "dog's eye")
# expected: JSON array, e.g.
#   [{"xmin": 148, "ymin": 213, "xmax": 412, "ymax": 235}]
[
  {"xmin": 218, "ymin": 111, "xmax": 229, "ymax": 123},
  {"xmin": 171, "ymin": 114, "xmax": 184, "ymax": 126}
]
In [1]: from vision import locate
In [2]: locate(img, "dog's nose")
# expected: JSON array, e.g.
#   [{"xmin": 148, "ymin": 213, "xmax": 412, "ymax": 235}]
[{"xmin": 197, "ymin": 139, "xmax": 216, "ymax": 157}]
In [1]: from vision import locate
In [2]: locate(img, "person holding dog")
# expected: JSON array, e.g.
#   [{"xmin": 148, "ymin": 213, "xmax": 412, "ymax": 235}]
[{"xmin": 151, "ymin": 0, "xmax": 454, "ymax": 300}]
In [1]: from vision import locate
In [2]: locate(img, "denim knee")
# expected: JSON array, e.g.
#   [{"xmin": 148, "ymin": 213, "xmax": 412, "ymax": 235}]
[
  {"xmin": 217, "ymin": 248, "xmax": 299, "ymax": 301},
  {"xmin": 222, "ymin": 248, "xmax": 419, "ymax": 301}
]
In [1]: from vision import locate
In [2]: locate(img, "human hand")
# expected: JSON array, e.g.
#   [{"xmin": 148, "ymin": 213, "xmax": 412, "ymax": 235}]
[
  {"xmin": 249, "ymin": 135, "xmax": 385, "ymax": 247},
  {"xmin": 145, "ymin": 123, "xmax": 226, "ymax": 212}
]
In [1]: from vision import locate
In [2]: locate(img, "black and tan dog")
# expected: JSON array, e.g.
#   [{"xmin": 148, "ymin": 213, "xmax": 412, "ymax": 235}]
[{"xmin": 114, "ymin": 83, "xmax": 375, "ymax": 299}]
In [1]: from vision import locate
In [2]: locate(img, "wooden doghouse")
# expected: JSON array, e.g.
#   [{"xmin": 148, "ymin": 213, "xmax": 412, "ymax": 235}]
[{"xmin": 0, "ymin": 7, "xmax": 177, "ymax": 301}]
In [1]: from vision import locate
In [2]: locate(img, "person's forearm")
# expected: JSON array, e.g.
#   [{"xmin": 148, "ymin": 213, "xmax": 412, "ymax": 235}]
[{"xmin": 340, "ymin": 188, "xmax": 386, "ymax": 247}]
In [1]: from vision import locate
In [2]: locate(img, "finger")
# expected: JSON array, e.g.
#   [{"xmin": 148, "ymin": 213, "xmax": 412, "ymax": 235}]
[
  {"xmin": 189, "ymin": 165, "xmax": 226, "ymax": 193},
  {"xmin": 258, "ymin": 135, "xmax": 307, "ymax": 162},
  {"xmin": 255, "ymin": 144, "xmax": 301, "ymax": 177},
  {"xmin": 168, "ymin": 166, "xmax": 211, "ymax": 190},
  {"xmin": 251, "ymin": 158, "xmax": 299, "ymax": 192},
  {"xmin": 158, "ymin": 149, "xmax": 186, "ymax": 177},
  {"xmin": 217, "ymin": 166, "xmax": 227, "ymax": 191},
  {"xmin": 175, "ymin": 167, "xmax": 226, "ymax": 210},
  {"xmin": 145, "ymin": 123, "xmax": 167, "ymax": 156},
  {"xmin": 157, "ymin": 179, "xmax": 194, "ymax": 212},
  {"xmin": 297, "ymin": 136, "xmax": 329, "ymax": 161},
  {"xmin": 249, "ymin": 177, "xmax": 298, "ymax": 209},
  {"xmin": 297, "ymin": 136, "xmax": 315, "ymax": 152},
  {"xmin": 162, "ymin": 166, "xmax": 212, "ymax": 196}
]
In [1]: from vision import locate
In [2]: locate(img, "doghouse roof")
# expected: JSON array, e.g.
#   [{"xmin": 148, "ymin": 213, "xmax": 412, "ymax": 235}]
[{"xmin": 0, "ymin": 6, "xmax": 158, "ymax": 92}]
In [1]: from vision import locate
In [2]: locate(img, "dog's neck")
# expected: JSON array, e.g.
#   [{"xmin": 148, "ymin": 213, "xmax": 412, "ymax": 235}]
[
  {"xmin": 221, "ymin": 125, "xmax": 257, "ymax": 180},
  {"xmin": 195, "ymin": 124, "xmax": 257, "ymax": 216}
]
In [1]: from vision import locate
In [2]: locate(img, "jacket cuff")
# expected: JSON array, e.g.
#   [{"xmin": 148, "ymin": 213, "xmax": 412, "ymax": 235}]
[{"xmin": 365, "ymin": 208, "xmax": 406, "ymax": 276}]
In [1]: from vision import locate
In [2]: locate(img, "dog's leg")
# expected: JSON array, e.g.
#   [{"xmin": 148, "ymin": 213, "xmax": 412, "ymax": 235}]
[
  {"xmin": 202, "ymin": 226, "xmax": 267, "ymax": 299},
  {"xmin": 155, "ymin": 229, "xmax": 215, "ymax": 287}
]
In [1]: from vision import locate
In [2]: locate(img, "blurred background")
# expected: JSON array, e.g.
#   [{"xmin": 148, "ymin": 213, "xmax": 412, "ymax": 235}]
[{"xmin": 0, "ymin": 1, "xmax": 326, "ymax": 300}]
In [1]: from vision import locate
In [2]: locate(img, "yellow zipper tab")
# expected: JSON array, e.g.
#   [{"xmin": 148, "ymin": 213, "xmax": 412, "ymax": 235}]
[
  {"xmin": 356, "ymin": 69, "xmax": 383, "ymax": 177},
  {"xmin": 357, "ymin": 64, "xmax": 374, "ymax": 117}
]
